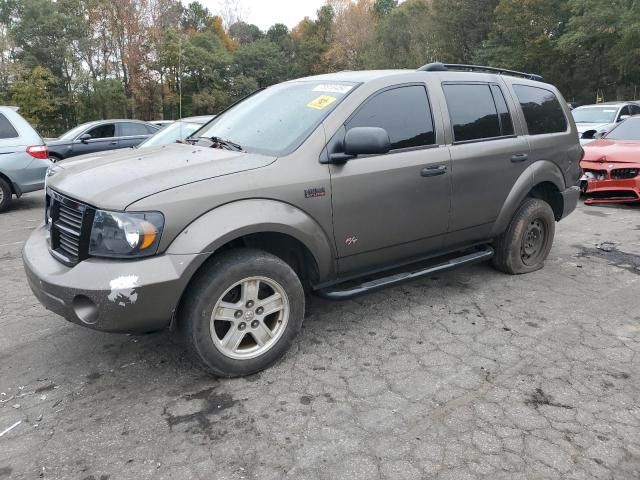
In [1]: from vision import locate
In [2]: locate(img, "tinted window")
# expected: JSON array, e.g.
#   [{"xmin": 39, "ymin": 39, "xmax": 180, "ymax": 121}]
[
  {"xmin": 491, "ymin": 85, "xmax": 514, "ymax": 136},
  {"xmin": 347, "ymin": 85, "xmax": 435, "ymax": 150},
  {"xmin": 86, "ymin": 124, "xmax": 115, "ymax": 139},
  {"xmin": 513, "ymin": 85, "xmax": 567, "ymax": 135},
  {"xmin": 121, "ymin": 122, "xmax": 150, "ymax": 136},
  {"xmin": 619, "ymin": 106, "xmax": 630, "ymax": 118},
  {"xmin": 631, "ymin": 105, "xmax": 640, "ymax": 115},
  {"xmin": 443, "ymin": 84, "xmax": 501, "ymax": 142},
  {"xmin": 0, "ymin": 113, "xmax": 19, "ymax": 139}
]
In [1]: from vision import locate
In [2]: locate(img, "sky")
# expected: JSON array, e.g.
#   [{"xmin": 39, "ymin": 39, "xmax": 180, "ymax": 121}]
[{"xmin": 202, "ymin": 0, "xmax": 327, "ymax": 31}]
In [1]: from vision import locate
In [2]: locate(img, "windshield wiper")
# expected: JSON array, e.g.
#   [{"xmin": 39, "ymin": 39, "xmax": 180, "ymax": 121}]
[{"xmin": 189, "ymin": 136, "xmax": 243, "ymax": 151}]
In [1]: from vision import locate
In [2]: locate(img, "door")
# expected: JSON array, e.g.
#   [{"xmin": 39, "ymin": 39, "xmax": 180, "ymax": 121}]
[
  {"xmin": 118, "ymin": 122, "xmax": 155, "ymax": 148},
  {"xmin": 72, "ymin": 123, "xmax": 118, "ymax": 156},
  {"xmin": 441, "ymin": 82, "xmax": 530, "ymax": 242},
  {"xmin": 329, "ymin": 84, "xmax": 452, "ymax": 274}
]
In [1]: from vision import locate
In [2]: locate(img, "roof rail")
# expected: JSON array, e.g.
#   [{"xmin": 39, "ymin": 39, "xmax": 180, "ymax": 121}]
[{"xmin": 417, "ymin": 62, "xmax": 544, "ymax": 82}]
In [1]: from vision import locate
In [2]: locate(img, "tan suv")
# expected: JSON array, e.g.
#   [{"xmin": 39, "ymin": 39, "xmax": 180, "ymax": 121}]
[{"xmin": 23, "ymin": 63, "xmax": 581, "ymax": 377}]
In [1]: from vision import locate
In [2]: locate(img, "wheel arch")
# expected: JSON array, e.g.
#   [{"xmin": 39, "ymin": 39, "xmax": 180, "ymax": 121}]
[
  {"xmin": 0, "ymin": 171, "xmax": 16, "ymax": 195},
  {"xmin": 491, "ymin": 160, "xmax": 566, "ymax": 237},
  {"xmin": 166, "ymin": 199, "xmax": 337, "ymax": 283}
]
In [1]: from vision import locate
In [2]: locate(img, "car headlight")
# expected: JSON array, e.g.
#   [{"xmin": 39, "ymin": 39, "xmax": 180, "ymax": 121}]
[{"xmin": 89, "ymin": 210, "xmax": 164, "ymax": 258}]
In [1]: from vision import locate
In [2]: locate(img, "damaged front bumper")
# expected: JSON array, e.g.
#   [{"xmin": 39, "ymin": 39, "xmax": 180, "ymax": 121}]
[
  {"xmin": 23, "ymin": 224, "xmax": 204, "ymax": 333},
  {"xmin": 582, "ymin": 178, "xmax": 640, "ymax": 204}
]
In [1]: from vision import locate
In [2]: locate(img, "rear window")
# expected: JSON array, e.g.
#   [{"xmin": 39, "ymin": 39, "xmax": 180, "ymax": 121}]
[
  {"xmin": 443, "ymin": 83, "xmax": 502, "ymax": 142},
  {"xmin": 513, "ymin": 85, "xmax": 567, "ymax": 135},
  {"xmin": 121, "ymin": 122, "xmax": 151, "ymax": 136},
  {"xmin": 0, "ymin": 113, "xmax": 19, "ymax": 139}
]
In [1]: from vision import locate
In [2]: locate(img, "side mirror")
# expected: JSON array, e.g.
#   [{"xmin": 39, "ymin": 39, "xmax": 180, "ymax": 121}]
[
  {"xmin": 619, "ymin": 115, "xmax": 630, "ymax": 122},
  {"xmin": 594, "ymin": 130, "xmax": 608, "ymax": 139},
  {"xmin": 330, "ymin": 127, "xmax": 391, "ymax": 163},
  {"xmin": 78, "ymin": 133, "xmax": 91, "ymax": 143},
  {"xmin": 581, "ymin": 130, "xmax": 596, "ymax": 140}
]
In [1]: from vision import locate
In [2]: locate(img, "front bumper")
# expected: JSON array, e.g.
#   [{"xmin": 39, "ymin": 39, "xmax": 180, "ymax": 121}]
[
  {"xmin": 582, "ymin": 178, "xmax": 640, "ymax": 204},
  {"xmin": 23, "ymin": 224, "xmax": 205, "ymax": 333},
  {"xmin": 560, "ymin": 186, "xmax": 581, "ymax": 219}
]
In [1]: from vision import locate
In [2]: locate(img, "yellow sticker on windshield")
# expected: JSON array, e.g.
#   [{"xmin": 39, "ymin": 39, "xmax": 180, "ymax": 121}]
[{"xmin": 307, "ymin": 95, "xmax": 337, "ymax": 110}]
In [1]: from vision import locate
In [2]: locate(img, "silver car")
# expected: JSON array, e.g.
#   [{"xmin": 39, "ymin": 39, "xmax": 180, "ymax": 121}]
[
  {"xmin": 0, "ymin": 107, "xmax": 51, "ymax": 212},
  {"xmin": 572, "ymin": 101, "xmax": 640, "ymax": 144}
]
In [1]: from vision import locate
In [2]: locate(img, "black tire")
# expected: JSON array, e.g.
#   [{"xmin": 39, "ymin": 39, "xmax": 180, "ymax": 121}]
[
  {"xmin": 0, "ymin": 177, "xmax": 12, "ymax": 213},
  {"xmin": 178, "ymin": 249, "xmax": 305, "ymax": 377},
  {"xmin": 492, "ymin": 198, "xmax": 555, "ymax": 275}
]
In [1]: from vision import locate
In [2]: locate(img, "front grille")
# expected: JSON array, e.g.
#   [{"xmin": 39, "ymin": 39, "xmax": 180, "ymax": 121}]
[
  {"xmin": 46, "ymin": 189, "xmax": 94, "ymax": 266},
  {"xmin": 587, "ymin": 190, "xmax": 639, "ymax": 200},
  {"xmin": 611, "ymin": 168, "xmax": 639, "ymax": 180}
]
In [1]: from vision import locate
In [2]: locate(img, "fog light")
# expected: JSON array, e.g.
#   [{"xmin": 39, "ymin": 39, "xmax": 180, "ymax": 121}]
[{"xmin": 73, "ymin": 295, "xmax": 99, "ymax": 325}]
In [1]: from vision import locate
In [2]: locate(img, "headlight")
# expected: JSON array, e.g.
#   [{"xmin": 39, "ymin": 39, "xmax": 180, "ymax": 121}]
[{"xmin": 89, "ymin": 210, "xmax": 164, "ymax": 258}]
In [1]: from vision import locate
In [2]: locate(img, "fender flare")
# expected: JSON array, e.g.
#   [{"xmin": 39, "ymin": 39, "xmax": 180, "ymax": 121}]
[
  {"xmin": 490, "ymin": 160, "xmax": 565, "ymax": 237},
  {"xmin": 166, "ymin": 199, "xmax": 336, "ymax": 280}
]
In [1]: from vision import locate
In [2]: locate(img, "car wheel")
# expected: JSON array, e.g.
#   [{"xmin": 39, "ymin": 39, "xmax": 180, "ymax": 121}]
[
  {"xmin": 492, "ymin": 198, "xmax": 555, "ymax": 275},
  {"xmin": 179, "ymin": 249, "xmax": 305, "ymax": 377},
  {"xmin": 0, "ymin": 177, "xmax": 12, "ymax": 213}
]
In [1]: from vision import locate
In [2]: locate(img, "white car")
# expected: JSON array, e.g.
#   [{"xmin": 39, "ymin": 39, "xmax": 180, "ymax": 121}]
[{"xmin": 572, "ymin": 102, "xmax": 640, "ymax": 144}]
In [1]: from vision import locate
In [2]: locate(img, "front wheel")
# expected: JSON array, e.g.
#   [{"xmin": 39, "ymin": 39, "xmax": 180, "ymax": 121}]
[
  {"xmin": 179, "ymin": 249, "xmax": 305, "ymax": 377},
  {"xmin": 492, "ymin": 198, "xmax": 555, "ymax": 274}
]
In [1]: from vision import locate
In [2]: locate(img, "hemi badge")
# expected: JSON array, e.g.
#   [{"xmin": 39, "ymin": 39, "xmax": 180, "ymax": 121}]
[{"xmin": 304, "ymin": 187, "xmax": 326, "ymax": 198}]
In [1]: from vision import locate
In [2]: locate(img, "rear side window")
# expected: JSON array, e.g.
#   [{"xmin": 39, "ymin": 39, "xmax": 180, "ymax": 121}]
[
  {"xmin": 491, "ymin": 85, "xmax": 514, "ymax": 136},
  {"xmin": 347, "ymin": 85, "xmax": 435, "ymax": 150},
  {"xmin": 443, "ymin": 84, "xmax": 502, "ymax": 142},
  {"xmin": 0, "ymin": 113, "xmax": 19, "ymax": 139},
  {"xmin": 121, "ymin": 122, "xmax": 151, "ymax": 136},
  {"xmin": 513, "ymin": 85, "xmax": 567, "ymax": 135}
]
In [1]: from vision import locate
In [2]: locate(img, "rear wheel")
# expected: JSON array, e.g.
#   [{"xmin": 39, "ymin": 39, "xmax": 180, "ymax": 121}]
[
  {"xmin": 0, "ymin": 177, "xmax": 12, "ymax": 213},
  {"xmin": 179, "ymin": 249, "xmax": 305, "ymax": 377},
  {"xmin": 492, "ymin": 198, "xmax": 555, "ymax": 274}
]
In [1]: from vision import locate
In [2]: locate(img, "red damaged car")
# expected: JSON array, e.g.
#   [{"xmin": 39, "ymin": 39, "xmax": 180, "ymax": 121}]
[{"xmin": 580, "ymin": 116, "xmax": 640, "ymax": 204}]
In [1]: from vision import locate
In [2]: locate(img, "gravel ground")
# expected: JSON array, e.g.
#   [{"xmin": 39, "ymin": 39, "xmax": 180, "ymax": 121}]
[{"xmin": 1, "ymin": 192, "xmax": 639, "ymax": 480}]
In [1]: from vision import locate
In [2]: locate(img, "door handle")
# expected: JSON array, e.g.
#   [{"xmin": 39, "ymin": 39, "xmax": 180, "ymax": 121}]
[
  {"xmin": 110, "ymin": 141, "xmax": 118, "ymax": 145},
  {"xmin": 511, "ymin": 153, "xmax": 528, "ymax": 163},
  {"xmin": 421, "ymin": 165, "xmax": 447, "ymax": 177}
]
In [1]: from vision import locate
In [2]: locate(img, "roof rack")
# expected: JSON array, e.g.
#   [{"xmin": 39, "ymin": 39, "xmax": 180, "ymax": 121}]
[{"xmin": 417, "ymin": 62, "xmax": 544, "ymax": 82}]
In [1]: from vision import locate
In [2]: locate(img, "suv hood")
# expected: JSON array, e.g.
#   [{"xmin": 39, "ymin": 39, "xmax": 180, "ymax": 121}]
[{"xmin": 47, "ymin": 143, "xmax": 276, "ymax": 210}]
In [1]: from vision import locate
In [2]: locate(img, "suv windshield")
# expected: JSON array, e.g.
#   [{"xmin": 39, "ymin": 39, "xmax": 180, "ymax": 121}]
[
  {"xmin": 605, "ymin": 117, "xmax": 640, "ymax": 140},
  {"xmin": 196, "ymin": 81, "xmax": 357, "ymax": 156},
  {"xmin": 572, "ymin": 106, "xmax": 618, "ymax": 124}
]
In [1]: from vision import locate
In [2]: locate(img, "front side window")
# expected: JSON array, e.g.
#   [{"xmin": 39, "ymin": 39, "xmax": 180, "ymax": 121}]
[
  {"xmin": 514, "ymin": 85, "xmax": 567, "ymax": 135},
  {"xmin": 443, "ymin": 83, "xmax": 502, "ymax": 142},
  {"xmin": 0, "ymin": 113, "xmax": 19, "ymax": 139},
  {"xmin": 86, "ymin": 124, "xmax": 115, "ymax": 139},
  {"xmin": 346, "ymin": 85, "xmax": 435, "ymax": 150},
  {"xmin": 197, "ymin": 81, "xmax": 357, "ymax": 156}
]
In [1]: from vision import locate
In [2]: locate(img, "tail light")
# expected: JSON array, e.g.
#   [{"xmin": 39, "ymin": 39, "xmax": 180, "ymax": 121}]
[{"xmin": 26, "ymin": 145, "xmax": 49, "ymax": 159}]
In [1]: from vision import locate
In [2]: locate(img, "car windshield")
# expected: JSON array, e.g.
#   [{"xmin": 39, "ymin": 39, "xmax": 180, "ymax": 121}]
[
  {"xmin": 57, "ymin": 123, "xmax": 95, "ymax": 141},
  {"xmin": 605, "ymin": 117, "xmax": 640, "ymax": 140},
  {"xmin": 138, "ymin": 121, "xmax": 204, "ymax": 148},
  {"xmin": 195, "ymin": 81, "xmax": 358, "ymax": 156},
  {"xmin": 572, "ymin": 106, "xmax": 617, "ymax": 124}
]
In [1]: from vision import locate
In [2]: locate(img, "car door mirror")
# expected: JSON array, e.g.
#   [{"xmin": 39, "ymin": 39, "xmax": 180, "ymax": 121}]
[
  {"xmin": 330, "ymin": 127, "xmax": 391, "ymax": 163},
  {"xmin": 78, "ymin": 133, "xmax": 91, "ymax": 143},
  {"xmin": 619, "ymin": 115, "xmax": 630, "ymax": 122}
]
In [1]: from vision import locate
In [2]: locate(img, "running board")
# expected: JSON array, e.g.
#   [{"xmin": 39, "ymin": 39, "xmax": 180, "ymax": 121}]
[{"xmin": 317, "ymin": 246, "xmax": 495, "ymax": 300}]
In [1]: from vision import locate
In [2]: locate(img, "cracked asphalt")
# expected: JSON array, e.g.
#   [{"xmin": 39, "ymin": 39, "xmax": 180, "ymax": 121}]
[{"xmin": 1, "ymin": 192, "xmax": 639, "ymax": 480}]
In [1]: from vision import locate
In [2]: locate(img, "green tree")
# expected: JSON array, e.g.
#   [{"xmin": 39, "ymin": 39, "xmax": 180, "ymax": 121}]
[
  {"xmin": 11, "ymin": 66, "xmax": 58, "ymax": 135},
  {"xmin": 234, "ymin": 39, "xmax": 290, "ymax": 87}
]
